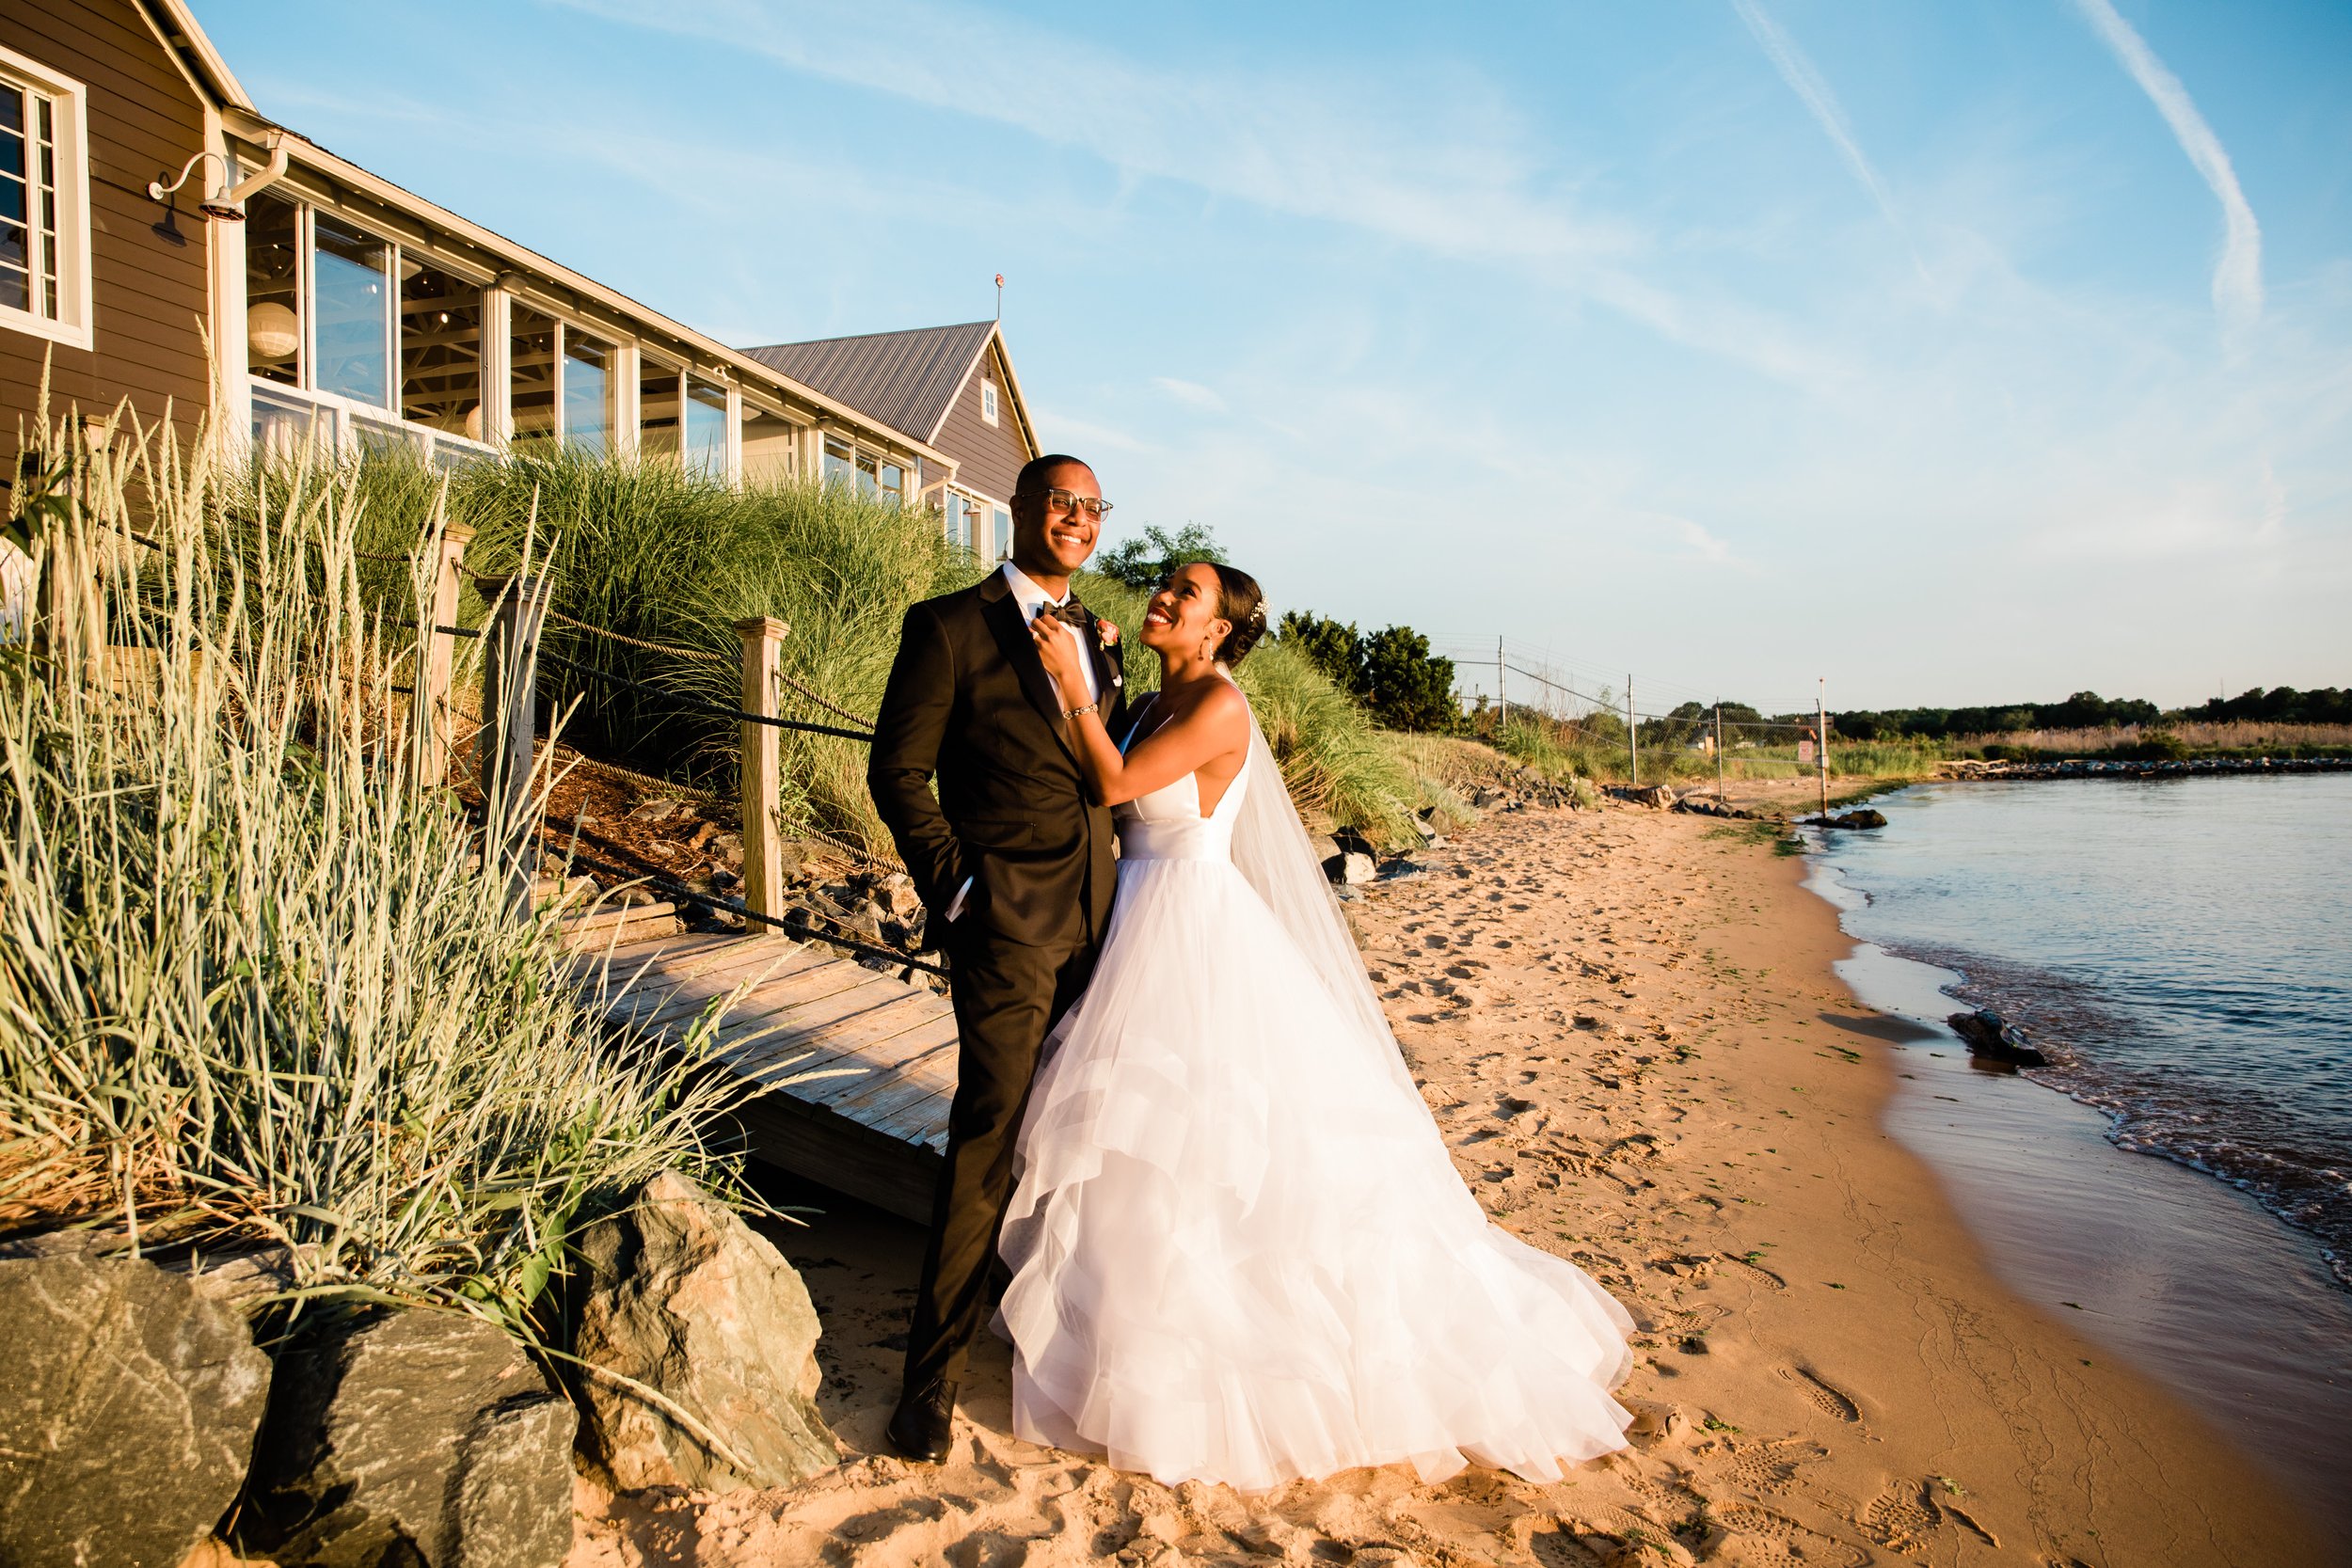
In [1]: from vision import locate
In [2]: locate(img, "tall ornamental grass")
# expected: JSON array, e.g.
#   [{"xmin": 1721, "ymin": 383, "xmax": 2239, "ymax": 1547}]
[
  {"xmin": 0, "ymin": 409, "xmax": 741, "ymax": 1325},
  {"xmin": 317, "ymin": 446, "xmax": 1430, "ymax": 850}
]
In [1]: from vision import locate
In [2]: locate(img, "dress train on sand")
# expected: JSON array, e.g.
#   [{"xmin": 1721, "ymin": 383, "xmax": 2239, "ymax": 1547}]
[{"xmin": 993, "ymin": 707, "xmax": 1634, "ymax": 1491}]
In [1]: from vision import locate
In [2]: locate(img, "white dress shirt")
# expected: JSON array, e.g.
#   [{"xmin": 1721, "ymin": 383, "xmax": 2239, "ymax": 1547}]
[{"xmin": 944, "ymin": 562, "xmax": 1102, "ymax": 924}]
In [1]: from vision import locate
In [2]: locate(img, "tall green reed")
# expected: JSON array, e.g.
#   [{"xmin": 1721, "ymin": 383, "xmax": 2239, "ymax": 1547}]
[{"xmin": 1, "ymin": 406, "xmax": 742, "ymax": 1326}]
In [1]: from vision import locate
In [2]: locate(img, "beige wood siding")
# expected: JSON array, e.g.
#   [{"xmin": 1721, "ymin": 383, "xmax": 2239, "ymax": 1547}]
[
  {"xmin": 932, "ymin": 341, "xmax": 1033, "ymax": 502},
  {"xmin": 0, "ymin": 0, "xmax": 211, "ymax": 452}
]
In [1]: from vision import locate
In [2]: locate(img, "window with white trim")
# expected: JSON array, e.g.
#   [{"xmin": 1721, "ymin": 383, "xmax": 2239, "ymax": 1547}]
[
  {"xmin": 980, "ymin": 378, "xmax": 999, "ymax": 426},
  {"xmin": 245, "ymin": 187, "xmax": 493, "ymax": 464},
  {"xmin": 0, "ymin": 49, "xmax": 92, "ymax": 350}
]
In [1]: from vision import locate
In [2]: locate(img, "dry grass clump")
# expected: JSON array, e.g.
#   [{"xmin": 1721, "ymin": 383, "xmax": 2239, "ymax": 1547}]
[
  {"xmin": 1970, "ymin": 721, "xmax": 2352, "ymax": 758},
  {"xmin": 1, "ymin": 409, "xmax": 741, "ymax": 1326}
]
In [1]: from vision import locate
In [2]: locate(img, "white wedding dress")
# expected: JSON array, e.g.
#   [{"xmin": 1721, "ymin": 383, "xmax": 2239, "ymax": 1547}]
[{"xmin": 994, "ymin": 687, "xmax": 1634, "ymax": 1491}]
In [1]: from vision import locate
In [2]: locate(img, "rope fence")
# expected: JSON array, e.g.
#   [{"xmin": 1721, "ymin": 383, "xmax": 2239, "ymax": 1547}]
[
  {"xmin": 38, "ymin": 498, "xmax": 934, "ymax": 990},
  {"xmin": 536, "ymin": 651, "xmax": 877, "ymax": 742},
  {"xmin": 539, "ymin": 603, "xmax": 730, "ymax": 664}
]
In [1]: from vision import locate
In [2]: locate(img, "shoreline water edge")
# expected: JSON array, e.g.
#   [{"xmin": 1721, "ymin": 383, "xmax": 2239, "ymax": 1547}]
[
  {"xmin": 1799, "ymin": 775, "xmax": 2352, "ymax": 1547},
  {"xmin": 574, "ymin": 791, "xmax": 2335, "ymax": 1567}
]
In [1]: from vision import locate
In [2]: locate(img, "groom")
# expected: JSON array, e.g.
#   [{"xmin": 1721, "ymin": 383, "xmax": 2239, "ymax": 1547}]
[{"xmin": 866, "ymin": 453, "xmax": 1128, "ymax": 1461}]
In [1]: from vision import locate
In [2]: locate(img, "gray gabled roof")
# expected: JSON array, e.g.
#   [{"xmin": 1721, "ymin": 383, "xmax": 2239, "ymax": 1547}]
[{"xmin": 739, "ymin": 322, "xmax": 998, "ymax": 447}]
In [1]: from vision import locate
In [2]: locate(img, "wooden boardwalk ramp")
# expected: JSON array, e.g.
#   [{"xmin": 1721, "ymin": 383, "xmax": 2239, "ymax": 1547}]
[{"xmin": 577, "ymin": 930, "xmax": 956, "ymax": 1222}]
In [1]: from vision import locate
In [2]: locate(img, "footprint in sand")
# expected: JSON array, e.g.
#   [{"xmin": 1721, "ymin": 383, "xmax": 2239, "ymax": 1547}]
[
  {"xmin": 1718, "ymin": 1252, "xmax": 1788, "ymax": 1291},
  {"xmin": 1858, "ymin": 1479, "xmax": 1943, "ymax": 1554},
  {"xmin": 1777, "ymin": 1365, "xmax": 1863, "ymax": 1423},
  {"xmin": 1715, "ymin": 1436, "xmax": 1830, "ymax": 1497},
  {"xmin": 1705, "ymin": 1501, "xmax": 1870, "ymax": 1568}
]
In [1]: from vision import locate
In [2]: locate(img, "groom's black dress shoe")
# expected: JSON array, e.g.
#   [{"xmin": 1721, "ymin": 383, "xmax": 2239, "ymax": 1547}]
[{"xmin": 885, "ymin": 1376, "xmax": 957, "ymax": 1462}]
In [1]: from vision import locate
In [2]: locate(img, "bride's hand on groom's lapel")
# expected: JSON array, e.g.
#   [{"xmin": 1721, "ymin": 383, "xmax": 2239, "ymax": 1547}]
[{"xmin": 1029, "ymin": 616, "xmax": 1089, "ymax": 700}]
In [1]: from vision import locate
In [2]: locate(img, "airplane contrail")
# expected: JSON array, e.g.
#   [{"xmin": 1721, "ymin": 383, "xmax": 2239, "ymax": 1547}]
[{"xmin": 2071, "ymin": 0, "xmax": 2263, "ymax": 338}]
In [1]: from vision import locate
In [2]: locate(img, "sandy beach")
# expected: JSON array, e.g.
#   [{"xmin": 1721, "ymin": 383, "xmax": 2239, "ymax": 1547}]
[{"xmin": 568, "ymin": 796, "xmax": 2329, "ymax": 1568}]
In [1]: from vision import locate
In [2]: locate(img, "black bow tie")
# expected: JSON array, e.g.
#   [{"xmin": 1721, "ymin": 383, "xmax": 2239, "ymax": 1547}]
[{"xmin": 1047, "ymin": 598, "xmax": 1087, "ymax": 628}]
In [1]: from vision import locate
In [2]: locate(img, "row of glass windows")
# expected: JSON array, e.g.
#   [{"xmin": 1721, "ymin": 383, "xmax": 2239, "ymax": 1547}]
[
  {"xmin": 234, "ymin": 191, "xmax": 1000, "ymax": 544},
  {"xmin": 820, "ymin": 436, "xmax": 906, "ymax": 506},
  {"xmin": 942, "ymin": 490, "xmax": 1013, "ymax": 562},
  {"xmin": 244, "ymin": 189, "xmax": 807, "ymax": 480}
]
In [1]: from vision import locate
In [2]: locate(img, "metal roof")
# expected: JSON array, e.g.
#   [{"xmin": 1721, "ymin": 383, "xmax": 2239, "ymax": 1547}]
[{"xmin": 740, "ymin": 323, "xmax": 999, "ymax": 447}]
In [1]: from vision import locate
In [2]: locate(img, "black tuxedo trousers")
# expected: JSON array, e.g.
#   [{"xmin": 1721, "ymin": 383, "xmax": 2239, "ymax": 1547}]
[{"xmin": 867, "ymin": 570, "xmax": 1127, "ymax": 1388}]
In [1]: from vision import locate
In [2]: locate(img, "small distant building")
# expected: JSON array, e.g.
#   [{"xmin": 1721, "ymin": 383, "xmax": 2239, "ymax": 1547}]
[{"xmin": 741, "ymin": 322, "xmax": 1040, "ymax": 562}]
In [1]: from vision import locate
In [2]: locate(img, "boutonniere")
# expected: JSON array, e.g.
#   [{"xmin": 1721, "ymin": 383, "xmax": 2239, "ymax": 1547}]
[{"xmin": 1096, "ymin": 619, "xmax": 1123, "ymax": 685}]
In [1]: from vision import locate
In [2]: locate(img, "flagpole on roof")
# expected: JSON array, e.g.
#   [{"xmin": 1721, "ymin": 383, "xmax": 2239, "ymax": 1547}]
[{"xmin": 994, "ymin": 274, "xmax": 1004, "ymax": 322}]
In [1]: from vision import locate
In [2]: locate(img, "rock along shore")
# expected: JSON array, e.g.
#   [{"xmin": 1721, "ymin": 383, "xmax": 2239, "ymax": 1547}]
[{"xmin": 1939, "ymin": 752, "xmax": 2350, "ymax": 783}]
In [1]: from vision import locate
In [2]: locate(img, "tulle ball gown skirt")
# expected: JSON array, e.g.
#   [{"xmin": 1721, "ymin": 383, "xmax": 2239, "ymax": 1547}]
[{"xmin": 995, "ymin": 849, "xmax": 1636, "ymax": 1492}]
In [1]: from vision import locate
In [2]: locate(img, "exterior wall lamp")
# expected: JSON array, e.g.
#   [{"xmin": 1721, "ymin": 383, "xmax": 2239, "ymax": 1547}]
[{"xmin": 148, "ymin": 132, "xmax": 290, "ymax": 222}]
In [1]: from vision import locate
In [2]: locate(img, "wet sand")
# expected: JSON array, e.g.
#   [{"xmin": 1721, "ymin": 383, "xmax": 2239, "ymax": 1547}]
[{"xmin": 568, "ymin": 797, "xmax": 2330, "ymax": 1567}]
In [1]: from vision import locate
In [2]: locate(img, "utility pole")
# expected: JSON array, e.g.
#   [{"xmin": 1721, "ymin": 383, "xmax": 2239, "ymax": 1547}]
[
  {"xmin": 1716, "ymin": 702, "xmax": 1724, "ymax": 798},
  {"xmin": 1627, "ymin": 674, "xmax": 1637, "ymax": 787},
  {"xmin": 1817, "ymin": 677, "xmax": 1829, "ymax": 823},
  {"xmin": 1496, "ymin": 637, "xmax": 1506, "ymax": 738}
]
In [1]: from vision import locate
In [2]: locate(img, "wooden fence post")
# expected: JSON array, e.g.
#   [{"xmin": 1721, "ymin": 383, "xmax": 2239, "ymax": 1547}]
[
  {"xmin": 736, "ymin": 615, "xmax": 788, "ymax": 925},
  {"xmin": 417, "ymin": 520, "xmax": 475, "ymax": 786},
  {"xmin": 478, "ymin": 572, "xmax": 548, "ymax": 914}
]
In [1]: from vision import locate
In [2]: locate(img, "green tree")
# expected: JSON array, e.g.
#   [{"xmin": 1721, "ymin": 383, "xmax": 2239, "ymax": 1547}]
[
  {"xmin": 1359, "ymin": 625, "xmax": 1459, "ymax": 733},
  {"xmin": 1277, "ymin": 610, "xmax": 1366, "ymax": 692},
  {"xmin": 1093, "ymin": 523, "xmax": 1227, "ymax": 592}
]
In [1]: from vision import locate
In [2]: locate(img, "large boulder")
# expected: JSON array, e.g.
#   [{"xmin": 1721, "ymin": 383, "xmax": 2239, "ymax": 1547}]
[
  {"xmin": 240, "ymin": 1308, "xmax": 576, "ymax": 1568},
  {"xmin": 0, "ymin": 1254, "xmax": 273, "ymax": 1568},
  {"xmin": 573, "ymin": 1170, "xmax": 839, "ymax": 1491}
]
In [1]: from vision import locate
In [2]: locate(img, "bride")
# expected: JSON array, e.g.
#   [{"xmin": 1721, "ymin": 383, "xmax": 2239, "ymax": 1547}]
[{"xmin": 1010, "ymin": 562, "xmax": 1634, "ymax": 1492}]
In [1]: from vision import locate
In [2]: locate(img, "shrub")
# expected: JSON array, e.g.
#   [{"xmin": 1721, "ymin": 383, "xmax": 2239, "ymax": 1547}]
[{"xmin": 1274, "ymin": 611, "xmax": 1459, "ymax": 735}]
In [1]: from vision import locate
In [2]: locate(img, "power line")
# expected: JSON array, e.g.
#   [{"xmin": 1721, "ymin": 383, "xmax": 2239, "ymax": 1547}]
[{"xmin": 1500, "ymin": 663, "xmax": 1815, "ymax": 729}]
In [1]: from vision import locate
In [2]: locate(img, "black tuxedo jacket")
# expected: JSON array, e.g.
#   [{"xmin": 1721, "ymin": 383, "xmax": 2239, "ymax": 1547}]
[{"xmin": 868, "ymin": 569, "xmax": 1129, "ymax": 948}]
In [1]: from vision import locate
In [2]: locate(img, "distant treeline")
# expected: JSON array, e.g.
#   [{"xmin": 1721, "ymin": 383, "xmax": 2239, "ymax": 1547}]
[
  {"xmin": 2170, "ymin": 686, "xmax": 2352, "ymax": 726},
  {"xmin": 1831, "ymin": 686, "xmax": 2350, "ymax": 740}
]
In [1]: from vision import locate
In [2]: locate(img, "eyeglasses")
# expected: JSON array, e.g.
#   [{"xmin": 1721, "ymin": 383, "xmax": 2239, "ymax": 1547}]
[{"xmin": 1034, "ymin": 486, "xmax": 1113, "ymax": 520}]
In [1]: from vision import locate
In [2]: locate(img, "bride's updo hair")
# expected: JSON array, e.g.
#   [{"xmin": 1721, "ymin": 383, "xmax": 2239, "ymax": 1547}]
[{"xmin": 1208, "ymin": 563, "xmax": 1268, "ymax": 667}]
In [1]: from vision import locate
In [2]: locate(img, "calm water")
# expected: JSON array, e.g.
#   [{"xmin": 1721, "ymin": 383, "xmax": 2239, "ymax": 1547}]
[
  {"xmin": 1805, "ymin": 773, "xmax": 2352, "ymax": 1542},
  {"xmin": 1819, "ymin": 772, "xmax": 2352, "ymax": 1279}
]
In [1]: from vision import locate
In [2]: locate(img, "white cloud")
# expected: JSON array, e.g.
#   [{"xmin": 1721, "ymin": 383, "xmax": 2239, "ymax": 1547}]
[
  {"xmin": 2069, "ymin": 0, "xmax": 2263, "ymax": 341},
  {"xmin": 1671, "ymin": 515, "xmax": 1745, "ymax": 568},
  {"xmin": 1728, "ymin": 0, "xmax": 1905, "ymax": 239},
  {"xmin": 1028, "ymin": 406, "xmax": 1154, "ymax": 456},
  {"xmin": 547, "ymin": 0, "xmax": 1846, "ymax": 388},
  {"xmin": 1151, "ymin": 376, "xmax": 1228, "ymax": 414}
]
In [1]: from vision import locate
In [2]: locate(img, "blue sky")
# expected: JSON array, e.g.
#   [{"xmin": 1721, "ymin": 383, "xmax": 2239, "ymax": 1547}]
[{"xmin": 201, "ymin": 1, "xmax": 2351, "ymax": 711}]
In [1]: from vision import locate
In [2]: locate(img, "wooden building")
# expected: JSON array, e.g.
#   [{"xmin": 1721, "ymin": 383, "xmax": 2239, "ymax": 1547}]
[
  {"xmin": 0, "ymin": 0, "xmax": 218, "ymax": 443},
  {"xmin": 742, "ymin": 322, "xmax": 1044, "ymax": 561},
  {"xmin": 1, "ymin": 0, "xmax": 993, "ymax": 515}
]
